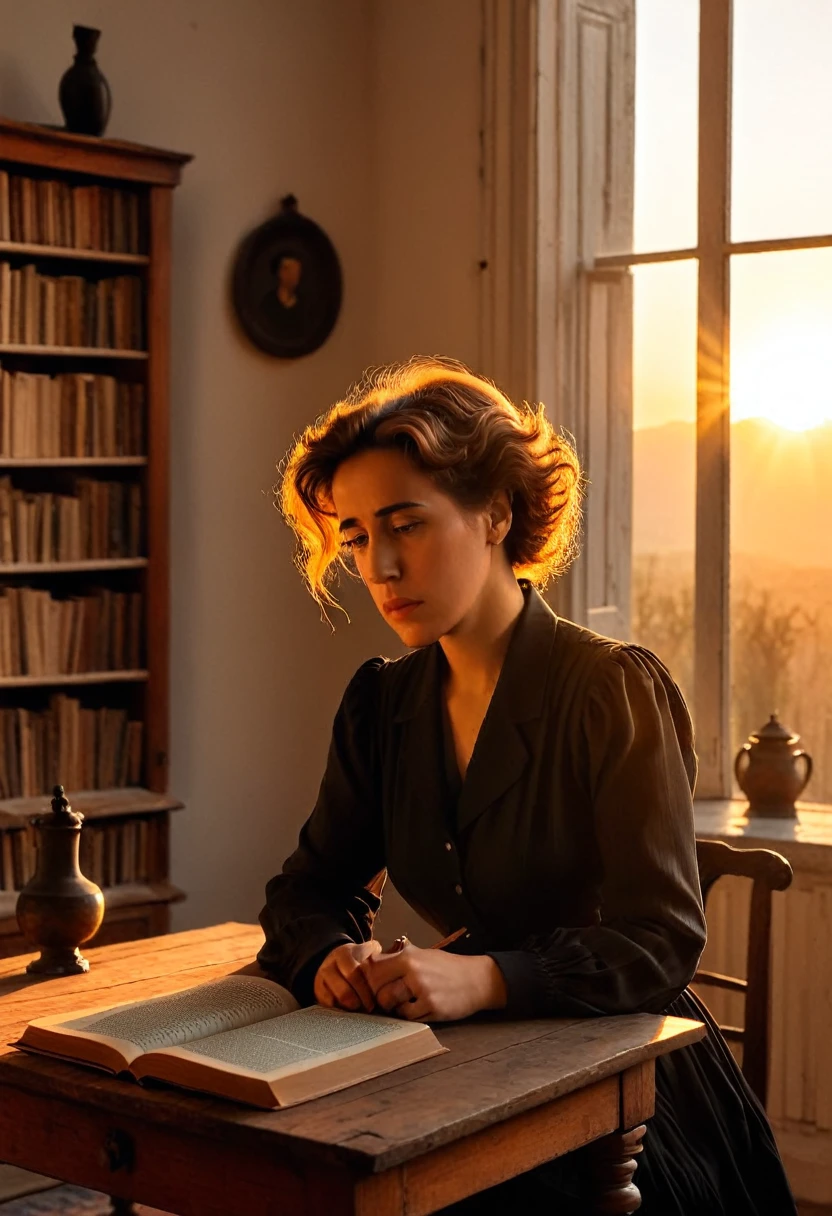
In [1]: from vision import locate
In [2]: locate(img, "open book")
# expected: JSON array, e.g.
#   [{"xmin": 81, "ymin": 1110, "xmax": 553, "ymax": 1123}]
[{"xmin": 11, "ymin": 974, "xmax": 447, "ymax": 1108}]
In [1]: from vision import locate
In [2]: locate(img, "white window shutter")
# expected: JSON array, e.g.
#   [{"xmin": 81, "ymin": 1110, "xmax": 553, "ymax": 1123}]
[
  {"xmin": 545, "ymin": 0, "xmax": 635, "ymax": 637},
  {"xmin": 478, "ymin": 0, "xmax": 538, "ymax": 410},
  {"xmin": 478, "ymin": 0, "xmax": 635, "ymax": 637},
  {"xmin": 578, "ymin": 267, "xmax": 633, "ymax": 640}
]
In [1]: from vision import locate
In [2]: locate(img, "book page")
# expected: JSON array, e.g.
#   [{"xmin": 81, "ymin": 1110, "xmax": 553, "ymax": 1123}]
[
  {"xmin": 168, "ymin": 1006, "xmax": 417, "ymax": 1076},
  {"xmin": 53, "ymin": 975, "xmax": 298, "ymax": 1056}
]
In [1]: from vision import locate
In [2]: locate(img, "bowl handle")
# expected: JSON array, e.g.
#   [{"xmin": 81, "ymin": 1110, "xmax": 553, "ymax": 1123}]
[
  {"xmin": 794, "ymin": 749, "xmax": 813, "ymax": 796},
  {"xmin": 734, "ymin": 742, "xmax": 751, "ymax": 789}
]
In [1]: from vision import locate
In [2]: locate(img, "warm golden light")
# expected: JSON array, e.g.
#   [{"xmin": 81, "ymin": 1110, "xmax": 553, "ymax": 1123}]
[
  {"xmin": 731, "ymin": 321, "xmax": 832, "ymax": 432},
  {"xmin": 631, "ymin": 1, "xmax": 832, "ymax": 812}
]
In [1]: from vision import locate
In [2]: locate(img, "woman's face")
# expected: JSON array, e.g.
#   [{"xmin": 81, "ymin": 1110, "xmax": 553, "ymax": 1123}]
[{"xmin": 330, "ymin": 447, "xmax": 506, "ymax": 645}]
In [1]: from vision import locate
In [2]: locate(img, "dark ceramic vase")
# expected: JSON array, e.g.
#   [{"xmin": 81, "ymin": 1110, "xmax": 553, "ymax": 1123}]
[
  {"xmin": 58, "ymin": 25, "xmax": 112, "ymax": 137},
  {"xmin": 15, "ymin": 786, "xmax": 105, "ymax": 975}
]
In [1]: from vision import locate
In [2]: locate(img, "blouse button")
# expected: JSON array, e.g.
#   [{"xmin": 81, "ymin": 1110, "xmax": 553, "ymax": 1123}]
[
  {"xmin": 454, "ymin": 883, "xmax": 463, "ymax": 895},
  {"xmin": 444, "ymin": 841, "xmax": 452, "ymax": 852}
]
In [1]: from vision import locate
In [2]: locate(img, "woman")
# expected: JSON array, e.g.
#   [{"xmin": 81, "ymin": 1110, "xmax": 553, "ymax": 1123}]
[{"xmin": 257, "ymin": 357, "xmax": 796, "ymax": 1214}]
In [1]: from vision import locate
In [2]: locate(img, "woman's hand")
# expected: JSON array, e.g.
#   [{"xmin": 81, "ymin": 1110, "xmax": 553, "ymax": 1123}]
[
  {"xmin": 360, "ymin": 943, "xmax": 508, "ymax": 1021},
  {"xmin": 313, "ymin": 940, "xmax": 382, "ymax": 1012}
]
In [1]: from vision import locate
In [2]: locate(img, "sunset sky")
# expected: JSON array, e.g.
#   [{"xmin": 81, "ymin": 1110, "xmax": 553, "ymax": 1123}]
[{"xmin": 633, "ymin": 0, "xmax": 832, "ymax": 432}]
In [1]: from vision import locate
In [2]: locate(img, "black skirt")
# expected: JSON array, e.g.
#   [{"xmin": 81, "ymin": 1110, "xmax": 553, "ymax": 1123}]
[{"xmin": 438, "ymin": 988, "xmax": 797, "ymax": 1215}]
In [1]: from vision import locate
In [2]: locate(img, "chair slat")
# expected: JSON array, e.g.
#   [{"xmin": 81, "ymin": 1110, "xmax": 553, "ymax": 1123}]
[
  {"xmin": 695, "ymin": 838, "xmax": 793, "ymax": 1108},
  {"xmin": 693, "ymin": 969, "xmax": 747, "ymax": 994}
]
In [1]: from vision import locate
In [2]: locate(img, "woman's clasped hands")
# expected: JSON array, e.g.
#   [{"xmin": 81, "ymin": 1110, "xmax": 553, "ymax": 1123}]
[{"xmin": 313, "ymin": 939, "xmax": 507, "ymax": 1022}]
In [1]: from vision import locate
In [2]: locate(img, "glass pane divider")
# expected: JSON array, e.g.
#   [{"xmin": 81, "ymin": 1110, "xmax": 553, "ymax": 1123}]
[
  {"xmin": 594, "ymin": 247, "xmax": 698, "ymax": 269},
  {"xmin": 694, "ymin": 0, "xmax": 733, "ymax": 799},
  {"xmin": 727, "ymin": 233, "xmax": 832, "ymax": 258},
  {"xmin": 595, "ymin": 233, "xmax": 832, "ymax": 276}
]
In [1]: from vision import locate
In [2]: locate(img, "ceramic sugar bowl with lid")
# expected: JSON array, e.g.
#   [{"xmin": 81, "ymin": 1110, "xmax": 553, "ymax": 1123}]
[{"xmin": 734, "ymin": 713, "xmax": 813, "ymax": 819}]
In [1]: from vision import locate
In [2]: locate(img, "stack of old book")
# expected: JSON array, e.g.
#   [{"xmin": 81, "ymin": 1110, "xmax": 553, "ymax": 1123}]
[
  {"xmin": 0, "ymin": 695, "xmax": 143, "ymax": 800},
  {"xmin": 0, "ymin": 369, "xmax": 145, "ymax": 457},
  {"xmin": 0, "ymin": 586, "xmax": 142, "ymax": 676},
  {"xmin": 0, "ymin": 171, "xmax": 142, "ymax": 253},
  {"xmin": 1, "ymin": 814, "xmax": 156, "ymax": 892},
  {"xmin": 0, "ymin": 264, "xmax": 144, "ymax": 349},
  {"xmin": 0, "ymin": 477, "xmax": 142, "ymax": 563}
]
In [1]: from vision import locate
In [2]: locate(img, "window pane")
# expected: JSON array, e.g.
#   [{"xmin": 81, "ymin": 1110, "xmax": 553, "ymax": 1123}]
[
  {"xmin": 732, "ymin": 0, "xmax": 832, "ymax": 242},
  {"xmin": 630, "ymin": 261, "xmax": 697, "ymax": 704},
  {"xmin": 730, "ymin": 248, "xmax": 832, "ymax": 803},
  {"xmin": 631, "ymin": 0, "xmax": 699, "ymax": 254}
]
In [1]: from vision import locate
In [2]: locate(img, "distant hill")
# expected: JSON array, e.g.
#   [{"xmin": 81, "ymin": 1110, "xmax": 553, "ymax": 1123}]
[{"xmin": 634, "ymin": 418, "xmax": 832, "ymax": 566}]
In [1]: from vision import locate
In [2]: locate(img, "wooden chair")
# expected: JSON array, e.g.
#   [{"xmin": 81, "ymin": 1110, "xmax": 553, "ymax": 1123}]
[{"xmin": 694, "ymin": 838, "xmax": 793, "ymax": 1108}]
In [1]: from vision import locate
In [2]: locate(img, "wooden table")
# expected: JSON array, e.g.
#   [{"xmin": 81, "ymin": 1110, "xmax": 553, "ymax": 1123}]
[{"xmin": 0, "ymin": 923, "xmax": 706, "ymax": 1215}]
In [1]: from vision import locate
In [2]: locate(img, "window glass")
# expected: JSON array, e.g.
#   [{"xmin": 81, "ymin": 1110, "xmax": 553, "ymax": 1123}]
[
  {"xmin": 732, "ymin": 0, "xmax": 832, "ymax": 242},
  {"xmin": 631, "ymin": 0, "xmax": 699, "ymax": 254},
  {"xmin": 730, "ymin": 248, "xmax": 832, "ymax": 802},
  {"xmin": 630, "ymin": 260, "xmax": 698, "ymax": 704}
]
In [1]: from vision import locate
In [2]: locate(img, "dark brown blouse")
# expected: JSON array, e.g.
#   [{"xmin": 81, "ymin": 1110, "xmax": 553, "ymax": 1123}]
[{"xmin": 257, "ymin": 579, "xmax": 707, "ymax": 1015}]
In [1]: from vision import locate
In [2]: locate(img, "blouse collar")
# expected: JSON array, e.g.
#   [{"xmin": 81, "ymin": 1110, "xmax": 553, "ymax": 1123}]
[{"xmin": 392, "ymin": 578, "xmax": 558, "ymax": 725}]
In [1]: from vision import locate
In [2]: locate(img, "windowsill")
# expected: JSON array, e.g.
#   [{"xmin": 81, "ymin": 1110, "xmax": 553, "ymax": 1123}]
[{"xmin": 694, "ymin": 797, "xmax": 832, "ymax": 862}]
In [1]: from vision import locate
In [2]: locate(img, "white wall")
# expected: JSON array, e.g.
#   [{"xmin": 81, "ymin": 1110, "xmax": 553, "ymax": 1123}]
[
  {"xmin": 0, "ymin": 0, "xmax": 483, "ymax": 941},
  {"xmin": 367, "ymin": 0, "xmax": 484, "ymax": 943},
  {"xmin": 371, "ymin": 0, "xmax": 483, "ymax": 368}
]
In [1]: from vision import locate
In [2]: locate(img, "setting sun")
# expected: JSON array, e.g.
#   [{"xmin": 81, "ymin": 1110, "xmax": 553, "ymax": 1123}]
[{"xmin": 731, "ymin": 321, "xmax": 832, "ymax": 431}]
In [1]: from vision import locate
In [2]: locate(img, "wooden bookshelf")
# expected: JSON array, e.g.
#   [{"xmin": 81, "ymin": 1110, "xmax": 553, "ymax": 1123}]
[
  {"xmin": 0, "ymin": 789, "xmax": 185, "ymax": 955},
  {"xmin": 0, "ymin": 785, "xmax": 180, "ymax": 820},
  {"xmin": 0, "ymin": 116, "xmax": 191, "ymax": 954},
  {"xmin": 0, "ymin": 558, "xmax": 148, "ymax": 573},
  {"xmin": 0, "ymin": 457, "xmax": 147, "ymax": 467},
  {"xmin": 0, "ymin": 670, "xmax": 148, "ymax": 688},
  {"xmin": 0, "ymin": 240, "xmax": 150, "ymax": 265},
  {"xmin": 0, "ymin": 345, "xmax": 148, "ymax": 358}
]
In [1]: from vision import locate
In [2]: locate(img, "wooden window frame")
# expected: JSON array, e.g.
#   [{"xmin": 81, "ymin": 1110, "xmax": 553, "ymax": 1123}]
[{"xmin": 591, "ymin": 0, "xmax": 832, "ymax": 797}]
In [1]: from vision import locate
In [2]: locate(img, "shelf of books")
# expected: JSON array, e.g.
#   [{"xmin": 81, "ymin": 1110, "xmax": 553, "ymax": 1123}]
[{"xmin": 0, "ymin": 117, "xmax": 191, "ymax": 957}]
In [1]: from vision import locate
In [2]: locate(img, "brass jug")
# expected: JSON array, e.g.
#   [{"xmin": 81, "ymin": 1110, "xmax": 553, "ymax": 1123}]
[
  {"xmin": 15, "ymin": 786, "xmax": 105, "ymax": 974},
  {"xmin": 734, "ymin": 713, "xmax": 813, "ymax": 819}
]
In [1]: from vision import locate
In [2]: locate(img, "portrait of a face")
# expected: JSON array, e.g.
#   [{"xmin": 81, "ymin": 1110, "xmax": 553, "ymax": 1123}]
[
  {"xmin": 275, "ymin": 255, "xmax": 302, "ymax": 307},
  {"xmin": 257, "ymin": 252, "xmax": 308, "ymax": 343},
  {"xmin": 232, "ymin": 196, "xmax": 342, "ymax": 359}
]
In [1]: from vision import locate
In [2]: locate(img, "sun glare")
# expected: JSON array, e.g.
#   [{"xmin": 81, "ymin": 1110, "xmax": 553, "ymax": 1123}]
[{"xmin": 731, "ymin": 323, "xmax": 832, "ymax": 432}]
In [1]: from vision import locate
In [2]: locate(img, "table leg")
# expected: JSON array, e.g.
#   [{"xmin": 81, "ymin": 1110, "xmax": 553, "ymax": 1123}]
[
  {"xmin": 107, "ymin": 1198, "xmax": 138, "ymax": 1216},
  {"xmin": 577, "ymin": 1056, "xmax": 655, "ymax": 1213},
  {"xmin": 583, "ymin": 1123, "xmax": 646, "ymax": 1214}
]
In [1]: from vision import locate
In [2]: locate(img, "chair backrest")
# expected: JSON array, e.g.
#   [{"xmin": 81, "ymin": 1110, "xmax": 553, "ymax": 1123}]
[{"xmin": 694, "ymin": 838, "xmax": 793, "ymax": 1109}]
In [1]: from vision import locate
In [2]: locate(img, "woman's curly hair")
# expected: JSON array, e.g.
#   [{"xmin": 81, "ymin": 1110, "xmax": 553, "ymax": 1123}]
[{"xmin": 277, "ymin": 356, "xmax": 584, "ymax": 613}]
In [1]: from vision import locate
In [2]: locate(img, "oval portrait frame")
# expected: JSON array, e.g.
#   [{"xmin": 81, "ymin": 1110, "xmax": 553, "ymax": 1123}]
[{"xmin": 232, "ymin": 195, "xmax": 342, "ymax": 359}]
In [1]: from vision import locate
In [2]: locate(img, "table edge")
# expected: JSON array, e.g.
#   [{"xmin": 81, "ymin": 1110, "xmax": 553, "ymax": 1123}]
[{"xmin": 0, "ymin": 1015, "xmax": 706, "ymax": 1172}]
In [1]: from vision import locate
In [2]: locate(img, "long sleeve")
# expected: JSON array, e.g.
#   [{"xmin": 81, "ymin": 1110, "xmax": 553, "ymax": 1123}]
[
  {"xmin": 488, "ymin": 644, "xmax": 707, "ymax": 1017},
  {"xmin": 257, "ymin": 656, "xmax": 387, "ymax": 1002}
]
